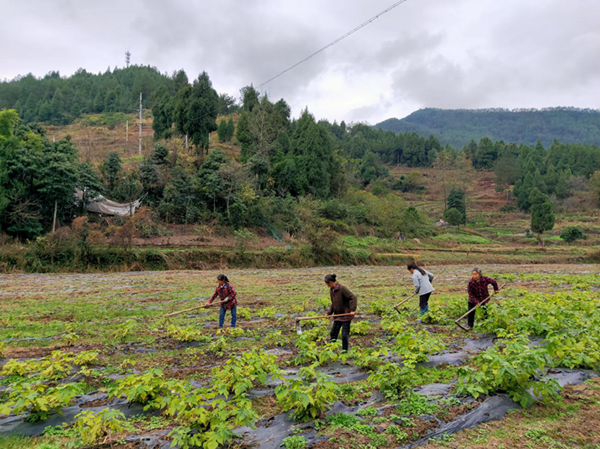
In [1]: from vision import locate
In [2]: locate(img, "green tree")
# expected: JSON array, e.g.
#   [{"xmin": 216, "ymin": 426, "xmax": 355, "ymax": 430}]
[
  {"xmin": 447, "ymin": 188, "xmax": 466, "ymax": 224},
  {"xmin": 152, "ymin": 86, "xmax": 173, "ymax": 140},
  {"xmin": 226, "ymin": 117, "xmax": 235, "ymax": 141},
  {"xmin": 472, "ymin": 137, "xmax": 497, "ymax": 170},
  {"xmin": 217, "ymin": 119, "xmax": 228, "ymax": 143},
  {"xmin": 101, "ymin": 152, "xmax": 122, "ymax": 196},
  {"xmin": 529, "ymin": 188, "xmax": 555, "ymax": 246},
  {"xmin": 186, "ymin": 72, "xmax": 219, "ymax": 155},
  {"xmin": 240, "ymin": 85, "xmax": 260, "ymax": 112},
  {"xmin": 589, "ymin": 171, "xmax": 600, "ymax": 204},
  {"xmin": 218, "ymin": 93, "xmax": 238, "ymax": 115},
  {"xmin": 444, "ymin": 208, "xmax": 463, "ymax": 226}
]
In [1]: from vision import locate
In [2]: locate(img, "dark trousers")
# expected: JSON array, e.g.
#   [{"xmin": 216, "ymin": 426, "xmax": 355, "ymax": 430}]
[
  {"xmin": 467, "ymin": 301, "xmax": 488, "ymax": 328},
  {"xmin": 219, "ymin": 306, "xmax": 237, "ymax": 328},
  {"xmin": 330, "ymin": 320, "xmax": 351, "ymax": 351},
  {"xmin": 419, "ymin": 293, "xmax": 431, "ymax": 314}
]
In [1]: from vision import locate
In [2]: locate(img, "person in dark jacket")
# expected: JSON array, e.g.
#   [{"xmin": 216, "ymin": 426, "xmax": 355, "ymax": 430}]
[
  {"xmin": 207, "ymin": 274, "xmax": 238, "ymax": 329},
  {"xmin": 466, "ymin": 267, "xmax": 498, "ymax": 328},
  {"xmin": 324, "ymin": 274, "xmax": 357, "ymax": 351}
]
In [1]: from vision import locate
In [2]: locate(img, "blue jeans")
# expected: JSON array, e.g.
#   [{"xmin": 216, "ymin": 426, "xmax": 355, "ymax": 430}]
[{"xmin": 219, "ymin": 306, "xmax": 237, "ymax": 328}]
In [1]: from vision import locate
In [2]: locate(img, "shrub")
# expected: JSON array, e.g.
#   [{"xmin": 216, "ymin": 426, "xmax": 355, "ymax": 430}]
[
  {"xmin": 560, "ymin": 226, "xmax": 585, "ymax": 243},
  {"xmin": 444, "ymin": 208, "xmax": 463, "ymax": 226}
]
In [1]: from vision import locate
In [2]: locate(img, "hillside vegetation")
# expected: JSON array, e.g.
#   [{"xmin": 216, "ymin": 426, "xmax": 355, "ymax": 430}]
[
  {"xmin": 375, "ymin": 107, "xmax": 600, "ymax": 148},
  {"xmin": 2, "ymin": 66, "xmax": 600, "ymax": 272}
]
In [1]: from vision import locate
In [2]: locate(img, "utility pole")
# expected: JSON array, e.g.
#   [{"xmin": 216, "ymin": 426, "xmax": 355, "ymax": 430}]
[
  {"xmin": 126, "ymin": 120, "xmax": 128, "ymax": 142},
  {"xmin": 138, "ymin": 92, "xmax": 142, "ymax": 155},
  {"xmin": 52, "ymin": 200, "xmax": 58, "ymax": 233}
]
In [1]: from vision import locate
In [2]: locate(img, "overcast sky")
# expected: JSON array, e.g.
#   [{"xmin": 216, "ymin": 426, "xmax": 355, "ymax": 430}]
[{"xmin": 2, "ymin": 0, "xmax": 599, "ymax": 124}]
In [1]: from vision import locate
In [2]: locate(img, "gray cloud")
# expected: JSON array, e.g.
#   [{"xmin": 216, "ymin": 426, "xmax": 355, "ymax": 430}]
[{"xmin": 1, "ymin": 0, "xmax": 599, "ymax": 122}]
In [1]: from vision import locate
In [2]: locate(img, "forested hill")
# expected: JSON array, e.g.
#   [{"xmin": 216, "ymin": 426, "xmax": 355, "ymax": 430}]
[{"xmin": 375, "ymin": 108, "xmax": 600, "ymax": 148}]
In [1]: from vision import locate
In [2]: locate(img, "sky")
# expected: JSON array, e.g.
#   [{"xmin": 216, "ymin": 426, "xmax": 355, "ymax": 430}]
[{"xmin": 1, "ymin": 0, "xmax": 599, "ymax": 124}]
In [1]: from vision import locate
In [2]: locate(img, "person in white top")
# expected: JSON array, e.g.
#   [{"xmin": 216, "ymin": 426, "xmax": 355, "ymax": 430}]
[{"xmin": 407, "ymin": 263, "xmax": 435, "ymax": 315}]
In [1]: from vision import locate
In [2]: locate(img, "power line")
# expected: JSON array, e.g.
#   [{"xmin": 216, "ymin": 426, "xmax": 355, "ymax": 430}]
[{"xmin": 257, "ymin": 0, "xmax": 410, "ymax": 88}]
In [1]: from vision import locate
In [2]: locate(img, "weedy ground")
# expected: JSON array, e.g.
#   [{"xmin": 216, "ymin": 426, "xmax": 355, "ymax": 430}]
[{"xmin": 0, "ymin": 264, "xmax": 599, "ymax": 448}]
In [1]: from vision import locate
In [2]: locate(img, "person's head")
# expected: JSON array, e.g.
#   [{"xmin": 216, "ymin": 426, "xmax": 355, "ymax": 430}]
[
  {"xmin": 472, "ymin": 267, "xmax": 482, "ymax": 281},
  {"xmin": 217, "ymin": 274, "xmax": 229, "ymax": 286},
  {"xmin": 407, "ymin": 263, "xmax": 426, "ymax": 276},
  {"xmin": 324, "ymin": 274, "xmax": 337, "ymax": 288}
]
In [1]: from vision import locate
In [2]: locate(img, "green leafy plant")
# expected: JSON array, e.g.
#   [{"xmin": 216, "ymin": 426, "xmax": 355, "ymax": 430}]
[
  {"xmin": 393, "ymin": 329, "xmax": 446, "ymax": 368},
  {"xmin": 62, "ymin": 324, "xmax": 78, "ymax": 346},
  {"xmin": 207, "ymin": 336, "xmax": 228, "ymax": 356},
  {"xmin": 0, "ymin": 382, "xmax": 83, "ymax": 422},
  {"xmin": 276, "ymin": 371, "xmax": 341, "ymax": 421},
  {"xmin": 218, "ymin": 326, "xmax": 245, "ymax": 338},
  {"xmin": 107, "ymin": 369, "xmax": 187, "ymax": 410},
  {"xmin": 167, "ymin": 324, "xmax": 200, "ymax": 342},
  {"xmin": 73, "ymin": 409, "xmax": 126, "ymax": 445},
  {"xmin": 211, "ymin": 350, "xmax": 283, "ymax": 397},
  {"xmin": 351, "ymin": 321, "xmax": 371, "ymax": 336},
  {"xmin": 282, "ymin": 435, "xmax": 307, "ymax": 449},
  {"xmin": 396, "ymin": 393, "xmax": 439, "ymax": 416},
  {"xmin": 1, "ymin": 350, "xmax": 98, "ymax": 381},
  {"xmin": 455, "ymin": 336, "xmax": 561, "ymax": 407},
  {"xmin": 258, "ymin": 306, "xmax": 277, "ymax": 318},
  {"xmin": 113, "ymin": 319, "xmax": 137, "ymax": 341},
  {"xmin": 166, "ymin": 390, "xmax": 257, "ymax": 449}
]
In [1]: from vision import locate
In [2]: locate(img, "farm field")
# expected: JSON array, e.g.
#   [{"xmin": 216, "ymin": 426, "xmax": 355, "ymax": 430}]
[{"xmin": 1, "ymin": 265, "xmax": 599, "ymax": 449}]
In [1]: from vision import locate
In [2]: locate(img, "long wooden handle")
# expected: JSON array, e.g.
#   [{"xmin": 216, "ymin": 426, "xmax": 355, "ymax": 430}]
[
  {"xmin": 296, "ymin": 313, "xmax": 355, "ymax": 322},
  {"xmin": 165, "ymin": 300, "xmax": 229, "ymax": 318},
  {"xmin": 394, "ymin": 292, "xmax": 418, "ymax": 310}
]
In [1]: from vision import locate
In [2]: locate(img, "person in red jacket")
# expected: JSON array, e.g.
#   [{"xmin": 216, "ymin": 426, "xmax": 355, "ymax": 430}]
[
  {"xmin": 466, "ymin": 267, "xmax": 498, "ymax": 328},
  {"xmin": 207, "ymin": 274, "xmax": 238, "ymax": 329}
]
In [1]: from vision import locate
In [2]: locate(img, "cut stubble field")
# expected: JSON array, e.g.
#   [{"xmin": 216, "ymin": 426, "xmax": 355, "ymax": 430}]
[{"xmin": 1, "ymin": 264, "xmax": 599, "ymax": 448}]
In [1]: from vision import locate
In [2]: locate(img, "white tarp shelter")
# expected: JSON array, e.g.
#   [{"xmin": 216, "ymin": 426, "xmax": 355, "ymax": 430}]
[{"xmin": 75, "ymin": 189, "xmax": 142, "ymax": 216}]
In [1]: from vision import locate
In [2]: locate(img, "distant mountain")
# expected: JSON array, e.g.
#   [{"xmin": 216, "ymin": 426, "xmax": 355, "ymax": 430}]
[{"xmin": 374, "ymin": 107, "xmax": 600, "ymax": 148}]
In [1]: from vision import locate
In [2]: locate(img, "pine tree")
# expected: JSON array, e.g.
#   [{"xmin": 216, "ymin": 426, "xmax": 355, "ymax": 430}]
[
  {"xmin": 217, "ymin": 119, "xmax": 228, "ymax": 143},
  {"xmin": 226, "ymin": 117, "xmax": 235, "ymax": 141},
  {"xmin": 530, "ymin": 188, "xmax": 555, "ymax": 246},
  {"xmin": 186, "ymin": 72, "xmax": 219, "ymax": 155}
]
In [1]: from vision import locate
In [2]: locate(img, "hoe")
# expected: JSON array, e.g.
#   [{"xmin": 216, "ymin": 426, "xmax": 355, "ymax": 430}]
[
  {"xmin": 393, "ymin": 292, "xmax": 417, "ymax": 313},
  {"xmin": 165, "ymin": 300, "xmax": 230, "ymax": 318}
]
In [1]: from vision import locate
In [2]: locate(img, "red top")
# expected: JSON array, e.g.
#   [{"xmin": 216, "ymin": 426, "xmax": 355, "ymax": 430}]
[
  {"xmin": 209, "ymin": 282, "xmax": 238, "ymax": 310},
  {"xmin": 468, "ymin": 276, "xmax": 499, "ymax": 304}
]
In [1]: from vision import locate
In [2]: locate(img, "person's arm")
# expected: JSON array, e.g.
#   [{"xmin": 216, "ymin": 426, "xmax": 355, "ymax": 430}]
[
  {"xmin": 467, "ymin": 281, "xmax": 477, "ymax": 303},
  {"xmin": 327, "ymin": 299, "xmax": 334, "ymax": 316},
  {"xmin": 209, "ymin": 287, "xmax": 219, "ymax": 304},
  {"xmin": 488, "ymin": 277, "xmax": 499, "ymax": 292},
  {"xmin": 413, "ymin": 273, "xmax": 421, "ymax": 294},
  {"xmin": 343, "ymin": 286, "xmax": 358, "ymax": 313}
]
